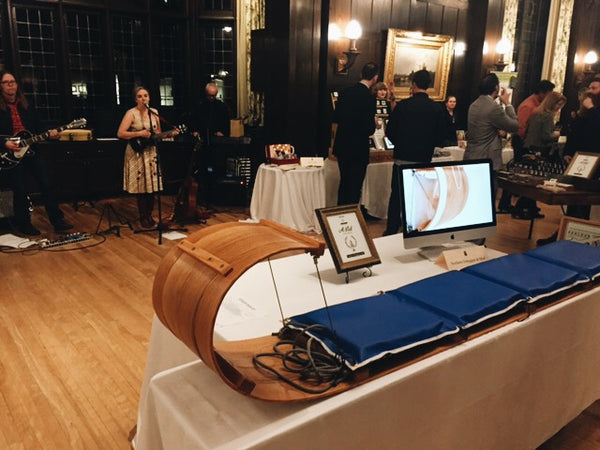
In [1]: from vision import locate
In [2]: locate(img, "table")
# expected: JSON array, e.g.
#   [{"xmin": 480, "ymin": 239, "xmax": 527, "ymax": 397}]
[
  {"xmin": 497, "ymin": 174, "xmax": 600, "ymax": 238},
  {"xmin": 250, "ymin": 164, "xmax": 326, "ymax": 233},
  {"xmin": 133, "ymin": 236, "xmax": 600, "ymax": 449},
  {"xmin": 324, "ymin": 146, "xmax": 469, "ymax": 219}
]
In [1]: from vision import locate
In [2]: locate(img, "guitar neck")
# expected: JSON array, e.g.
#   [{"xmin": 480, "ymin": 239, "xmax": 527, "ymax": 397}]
[{"xmin": 21, "ymin": 124, "xmax": 71, "ymax": 147}]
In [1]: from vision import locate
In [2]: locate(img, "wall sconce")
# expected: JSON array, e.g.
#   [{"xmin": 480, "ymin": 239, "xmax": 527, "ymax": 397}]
[
  {"xmin": 583, "ymin": 50, "xmax": 598, "ymax": 73},
  {"xmin": 494, "ymin": 38, "xmax": 512, "ymax": 72},
  {"xmin": 454, "ymin": 41, "xmax": 466, "ymax": 57},
  {"xmin": 333, "ymin": 20, "xmax": 362, "ymax": 76}
]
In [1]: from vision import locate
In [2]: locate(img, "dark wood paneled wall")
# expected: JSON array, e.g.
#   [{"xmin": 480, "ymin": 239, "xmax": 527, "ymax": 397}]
[
  {"xmin": 254, "ymin": 0, "xmax": 520, "ymax": 155},
  {"xmin": 561, "ymin": 0, "xmax": 600, "ymax": 124}
]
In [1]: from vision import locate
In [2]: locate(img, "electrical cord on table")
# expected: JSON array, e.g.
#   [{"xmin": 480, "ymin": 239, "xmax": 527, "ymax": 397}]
[{"xmin": 253, "ymin": 323, "xmax": 351, "ymax": 394}]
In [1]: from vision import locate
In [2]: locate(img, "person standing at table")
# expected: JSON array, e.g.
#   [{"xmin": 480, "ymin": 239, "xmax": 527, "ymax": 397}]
[
  {"xmin": 465, "ymin": 73, "xmax": 518, "ymax": 174},
  {"xmin": 382, "ymin": 69, "xmax": 445, "ymax": 236},
  {"xmin": 441, "ymin": 95, "xmax": 459, "ymax": 147},
  {"xmin": 0, "ymin": 70, "xmax": 72, "ymax": 236},
  {"xmin": 117, "ymin": 86, "xmax": 177, "ymax": 229},
  {"xmin": 497, "ymin": 80, "xmax": 555, "ymax": 213},
  {"xmin": 332, "ymin": 62, "xmax": 379, "ymax": 206}
]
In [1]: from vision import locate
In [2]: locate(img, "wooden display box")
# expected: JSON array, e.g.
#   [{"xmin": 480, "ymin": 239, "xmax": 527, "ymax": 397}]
[{"xmin": 265, "ymin": 144, "xmax": 299, "ymax": 165}]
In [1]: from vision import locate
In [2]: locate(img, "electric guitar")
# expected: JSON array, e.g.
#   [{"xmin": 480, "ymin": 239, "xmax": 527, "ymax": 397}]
[
  {"xmin": 129, "ymin": 124, "xmax": 188, "ymax": 153},
  {"xmin": 0, "ymin": 118, "xmax": 87, "ymax": 170}
]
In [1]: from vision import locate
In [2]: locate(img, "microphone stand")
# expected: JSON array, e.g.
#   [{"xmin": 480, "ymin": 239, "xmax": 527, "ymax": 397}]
[{"xmin": 134, "ymin": 104, "xmax": 187, "ymax": 245}]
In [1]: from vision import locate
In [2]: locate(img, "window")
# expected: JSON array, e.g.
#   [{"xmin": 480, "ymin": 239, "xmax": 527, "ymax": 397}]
[
  {"xmin": 65, "ymin": 11, "xmax": 106, "ymax": 118},
  {"xmin": 112, "ymin": 16, "xmax": 145, "ymax": 105},
  {"xmin": 14, "ymin": 7, "xmax": 61, "ymax": 123},
  {"xmin": 152, "ymin": 21, "xmax": 185, "ymax": 107},
  {"xmin": 199, "ymin": 22, "xmax": 234, "ymax": 107}
]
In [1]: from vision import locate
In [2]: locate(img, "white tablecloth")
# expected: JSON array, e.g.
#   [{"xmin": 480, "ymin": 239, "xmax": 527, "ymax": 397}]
[
  {"xmin": 133, "ymin": 236, "xmax": 600, "ymax": 449},
  {"xmin": 326, "ymin": 147, "xmax": 513, "ymax": 219},
  {"xmin": 250, "ymin": 164, "xmax": 325, "ymax": 233}
]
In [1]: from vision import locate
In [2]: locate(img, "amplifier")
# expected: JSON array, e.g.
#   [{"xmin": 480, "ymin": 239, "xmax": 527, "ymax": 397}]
[
  {"xmin": 212, "ymin": 176, "xmax": 248, "ymax": 206},
  {"xmin": 0, "ymin": 190, "xmax": 13, "ymax": 218},
  {"xmin": 59, "ymin": 129, "xmax": 93, "ymax": 141}
]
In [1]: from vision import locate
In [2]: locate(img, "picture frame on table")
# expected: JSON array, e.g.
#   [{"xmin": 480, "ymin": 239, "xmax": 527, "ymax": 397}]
[
  {"xmin": 383, "ymin": 29, "xmax": 453, "ymax": 102},
  {"xmin": 564, "ymin": 152, "xmax": 600, "ymax": 179},
  {"xmin": 558, "ymin": 216, "xmax": 600, "ymax": 246},
  {"xmin": 315, "ymin": 205, "xmax": 381, "ymax": 274}
]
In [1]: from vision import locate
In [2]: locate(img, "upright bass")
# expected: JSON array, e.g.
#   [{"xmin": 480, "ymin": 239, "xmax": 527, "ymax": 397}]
[{"xmin": 172, "ymin": 135, "xmax": 211, "ymax": 223}]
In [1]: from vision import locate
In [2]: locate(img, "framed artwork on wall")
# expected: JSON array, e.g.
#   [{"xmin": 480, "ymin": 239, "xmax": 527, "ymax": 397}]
[{"xmin": 383, "ymin": 29, "xmax": 453, "ymax": 102}]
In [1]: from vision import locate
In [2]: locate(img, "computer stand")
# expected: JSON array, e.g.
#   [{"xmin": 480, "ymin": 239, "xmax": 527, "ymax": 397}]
[{"xmin": 95, "ymin": 201, "xmax": 133, "ymax": 237}]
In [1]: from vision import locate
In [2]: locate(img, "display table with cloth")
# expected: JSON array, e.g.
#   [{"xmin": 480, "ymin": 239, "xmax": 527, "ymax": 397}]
[
  {"xmin": 250, "ymin": 164, "xmax": 325, "ymax": 233},
  {"xmin": 133, "ymin": 236, "xmax": 600, "ymax": 449},
  {"xmin": 326, "ymin": 147, "xmax": 513, "ymax": 219}
]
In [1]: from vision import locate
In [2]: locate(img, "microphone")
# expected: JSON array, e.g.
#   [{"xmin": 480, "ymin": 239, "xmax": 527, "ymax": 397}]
[{"xmin": 143, "ymin": 102, "xmax": 150, "ymax": 109}]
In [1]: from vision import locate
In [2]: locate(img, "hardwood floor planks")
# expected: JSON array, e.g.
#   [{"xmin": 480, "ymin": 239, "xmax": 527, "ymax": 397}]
[{"xmin": 0, "ymin": 194, "xmax": 596, "ymax": 449}]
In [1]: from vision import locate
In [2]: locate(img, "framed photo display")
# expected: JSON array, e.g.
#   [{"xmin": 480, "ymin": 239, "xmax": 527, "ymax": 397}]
[
  {"xmin": 564, "ymin": 152, "xmax": 600, "ymax": 179},
  {"xmin": 558, "ymin": 216, "xmax": 600, "ymax": 246},
  {"xmin": 315, "ymin": 205, "xmax": 381, "ymax": 274}
]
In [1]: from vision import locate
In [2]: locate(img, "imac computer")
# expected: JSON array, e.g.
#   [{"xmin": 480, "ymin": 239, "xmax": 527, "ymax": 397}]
[{"xmin": 399, "ymin": 159, "xmax": 497, "ymax": 258}]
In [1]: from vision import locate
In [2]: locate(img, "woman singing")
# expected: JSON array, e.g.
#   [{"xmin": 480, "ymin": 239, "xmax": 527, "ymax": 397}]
[{"xmin": 117, "ymin": 87, "xmax": 176, "ymax": 228}]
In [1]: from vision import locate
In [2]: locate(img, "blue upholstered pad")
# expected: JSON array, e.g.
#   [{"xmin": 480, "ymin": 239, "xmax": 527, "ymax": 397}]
[
  {"xmin": 462, "ymin": 253, "xmax": 586, "ymax": 302},
  {"xmin": 526, "ymin": 241, "xmax": 600, "ymax": 280},
  {"xmin": 395, "ymin": 271, "xmax": 525, "ymax": 328},
  {"xmin": 290, "ymin": 293, "xmax": 459, "ymax": 370}
]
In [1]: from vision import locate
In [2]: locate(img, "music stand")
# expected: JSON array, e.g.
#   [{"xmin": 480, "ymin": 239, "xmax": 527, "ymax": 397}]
[
  {"xmin": 134, "ymin": 106, "xmax": 186, "ymax": 245},
  {"xmin": 95, "ymin": 200, "xmax": 132, "ymax": 237}
]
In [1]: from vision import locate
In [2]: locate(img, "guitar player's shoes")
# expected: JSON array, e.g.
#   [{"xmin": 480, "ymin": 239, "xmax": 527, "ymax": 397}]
[
  {"xmin": 16, "ymin": 222, "xmax": 41, "ymax": 236},
  {"xmin": 53, "ymin": 219, "xmax": 73, "ymax": 233}
]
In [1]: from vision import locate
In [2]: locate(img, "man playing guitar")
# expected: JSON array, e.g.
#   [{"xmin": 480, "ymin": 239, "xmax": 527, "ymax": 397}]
[{"xmin": 0, "ymin": 70, "xmax": 72, "ymax": 235}]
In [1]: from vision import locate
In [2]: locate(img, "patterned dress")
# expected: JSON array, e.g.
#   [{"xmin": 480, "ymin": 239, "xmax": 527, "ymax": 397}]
[{"xmin": 122, "ymin": 107, "xmax": 163, "ymax": 193}]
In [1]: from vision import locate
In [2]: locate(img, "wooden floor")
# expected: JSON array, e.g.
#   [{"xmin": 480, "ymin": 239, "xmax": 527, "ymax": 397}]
[{"xmin": 0, "ymin": 194, "xmax": 598, "ymax": 449}]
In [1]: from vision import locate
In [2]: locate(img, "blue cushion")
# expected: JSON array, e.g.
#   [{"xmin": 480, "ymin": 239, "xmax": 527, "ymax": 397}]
[
  {"xmin": 290, "ymin": 292, "xmax": 459, "ymax": 370},
  {"xmin": 462, "ymin": 253, "xmax": 586, "ymax": 303},
  {"xmin": 394, "ymin": 270, "xmax": 525, "ymax": 328},
  {"xmin": 526, "ymin": 240, "xmax": 600, "ymax": 280}
]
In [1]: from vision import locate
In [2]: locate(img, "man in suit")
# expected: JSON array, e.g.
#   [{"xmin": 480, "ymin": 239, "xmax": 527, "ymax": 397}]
[
  {"xmin": 465, "ymin": 73, "xmax": 518, "ymax": 173},
  {"xmin": 332, "ymin": 62, "xmax": 378, "ymax": 205},
  {"xmin": 383, "ymin": 69, "xmax": 446, "ymax": 236}
]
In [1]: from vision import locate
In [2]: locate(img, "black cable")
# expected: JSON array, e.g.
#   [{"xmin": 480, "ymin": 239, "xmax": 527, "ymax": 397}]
[
  {"xmin": 253, "ymin": 323, "xmax": 351, "ymax": 394},
  {"xmin": 0, "ymin": 232, "xmax": 107, "ymax": 254}
]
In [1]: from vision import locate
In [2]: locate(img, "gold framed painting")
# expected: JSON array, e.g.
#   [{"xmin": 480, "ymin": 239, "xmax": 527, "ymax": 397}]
[{"xmin": 383, "ymin": 29, "xmax": 453, "ymax": 102}]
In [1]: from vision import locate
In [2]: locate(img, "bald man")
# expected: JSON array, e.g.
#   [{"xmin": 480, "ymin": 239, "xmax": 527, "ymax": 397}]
[{"xmin": 192, "ymin": 82, "xmax": 231, "ymax": 144}]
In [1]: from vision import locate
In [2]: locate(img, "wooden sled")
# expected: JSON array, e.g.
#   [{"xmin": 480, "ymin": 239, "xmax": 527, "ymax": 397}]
[{"xmin": 153, "ymin": 220, "xmax": 597, "ymax": 402}]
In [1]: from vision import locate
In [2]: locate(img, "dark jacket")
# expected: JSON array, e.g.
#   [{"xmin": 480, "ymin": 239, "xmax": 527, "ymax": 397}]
[
  {"xmin": 0, "ymin": 100, "xmax": 44, "ymax": 145},
  {"xmin": 564, "ymin": 107, "xmax": 600, "ymax": 157},
  {"xmin": 386, "ymin": 92, "xmax": 446, "ymax": 162},
  {"xmin": 192, "ymin": 99, "xmax": 231, "ymax": 143},
  {"xmin": 332, "ymin": 82, "xmax": 376, "ymax": 163}
]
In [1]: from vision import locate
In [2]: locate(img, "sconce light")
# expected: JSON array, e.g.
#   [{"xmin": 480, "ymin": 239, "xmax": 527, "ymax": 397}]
[
  {"xmin": 454, "ymin": 41, "xmax": 466, "ymax": 57},
  {"xmin": 333, "ymin": 19, "xmax": 362, "ymax": 76},
  {"xmin": 494, "ymin": 38, "xmax": 512, "ymax": 72},
  {"xmin": 583, "ymin": 50, "xmax": 598, "ymax": 73}
]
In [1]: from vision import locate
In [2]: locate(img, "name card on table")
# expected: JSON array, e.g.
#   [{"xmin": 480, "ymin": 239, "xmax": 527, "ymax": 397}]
[
  {"xmin": 436, "ymin": 246, "xmax": 487, "ymax": 270},
  {"xmin": 300, "ymin": 157, "xmax": 324, "ymax": 167}
]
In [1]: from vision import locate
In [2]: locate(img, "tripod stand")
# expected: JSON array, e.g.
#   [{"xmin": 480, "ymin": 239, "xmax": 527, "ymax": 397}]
[
  {"xmin": 95, "ymin": 200, "xmax": 133, "ymax": 237},
  {"xmin": 133, "ymin": 106, "xmax": 186, "ymax": 245}
]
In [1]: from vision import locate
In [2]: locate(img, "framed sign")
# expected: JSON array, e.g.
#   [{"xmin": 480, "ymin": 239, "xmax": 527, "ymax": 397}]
[
  {"xmin": 558, "ymin": 216, "xmax": 600, "ymax": 246},
  {"xmin": 564, "ymin": 152, "xmax": 600, "ymax": 179},
  {"xmin": 315, "ymin": 205, "xmax": 381, "ymax": 274},
  {"xmin": 383, "ymin": 29, "xmax": 453, "ymax": 102}
]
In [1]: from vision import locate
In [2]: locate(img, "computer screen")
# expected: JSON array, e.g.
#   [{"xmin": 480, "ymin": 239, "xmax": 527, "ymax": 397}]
[{"xmin": 399, "ymin": 159, "xmax": 497, "ymax": 250}]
